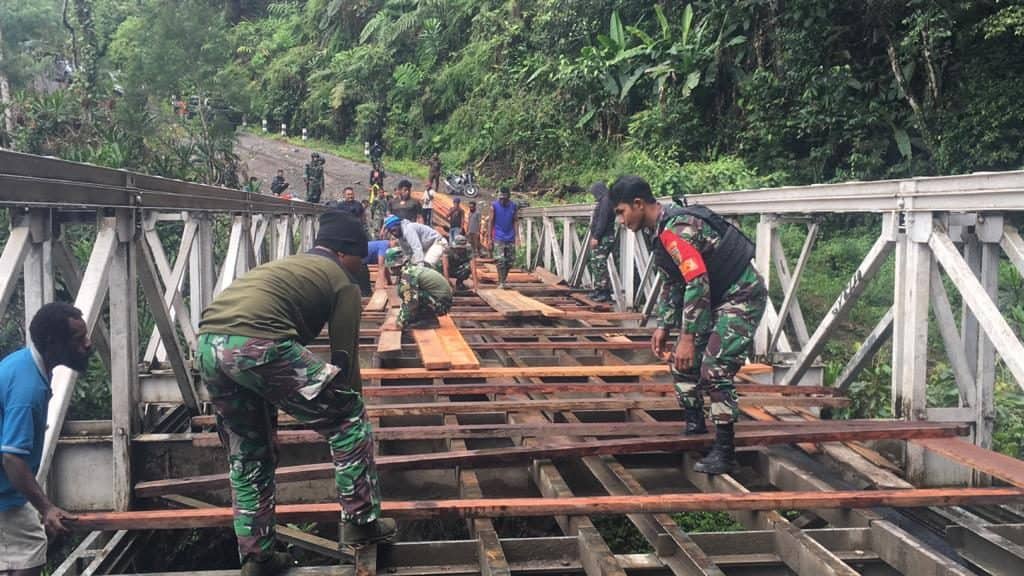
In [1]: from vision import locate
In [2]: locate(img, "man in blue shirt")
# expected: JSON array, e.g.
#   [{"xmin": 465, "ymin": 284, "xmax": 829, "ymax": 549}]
[
  {"xmin": 1, "ymin": 302, "xmax": 91, "ymax": 574},
  {"xmin": 490, "ymin": 187, "xmax": 519, "ymax": 289}
]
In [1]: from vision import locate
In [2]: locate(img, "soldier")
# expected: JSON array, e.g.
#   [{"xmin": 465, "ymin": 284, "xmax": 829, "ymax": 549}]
[
  {"xmin": 447, "ymin": 234, "xmax": 472, "ymax": 291},
  {"xmin": 384, "ymin": 248, "xmax": 453, "ymax": 330},
  {"xmin": 587, "ymin": 181, "xmax": 616, "ymax": 303},
  {"xmin": 610, "ymin": 175, "xmax": 766, "ymax": 475},
  {"xmin": 197, "ymin": 212, "xmax": 395, "ymax": 575},
  {"xmin": 304, "ymin": 152, "xmax": 325, "ymax": 204}
]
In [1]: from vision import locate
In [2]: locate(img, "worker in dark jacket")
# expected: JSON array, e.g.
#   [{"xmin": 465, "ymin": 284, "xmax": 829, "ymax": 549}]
[
  {"xmin": 196, "ymin": 212, "xmax": 395, "ymax": 574},
  {"xmin": 587, "ymin": 181, "xmax": 616, "ymax": 303},
  {"xmin": 610, "ymin": 175, "xmax": 766, "ymax": 476}
]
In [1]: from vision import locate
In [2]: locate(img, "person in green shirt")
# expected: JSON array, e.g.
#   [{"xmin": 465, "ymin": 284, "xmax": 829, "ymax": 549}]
[
  {"xmin": 384, "ymin": 248, "xmax": 453, "ymax": 330},
  {"xmin": 196, "ymin": 211, "xmax": 395, "ymax": 575}
]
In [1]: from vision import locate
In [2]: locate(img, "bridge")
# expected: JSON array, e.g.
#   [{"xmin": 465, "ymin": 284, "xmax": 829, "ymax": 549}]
[{"xmin": 1, "ymin": 148, "xmax": 1023, "ymax": 575}]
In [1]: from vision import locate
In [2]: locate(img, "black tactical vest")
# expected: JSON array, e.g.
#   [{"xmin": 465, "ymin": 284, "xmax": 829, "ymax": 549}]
[{"xmin": 651, "ymin": 205, "xmax": 756, "ymax": 305}]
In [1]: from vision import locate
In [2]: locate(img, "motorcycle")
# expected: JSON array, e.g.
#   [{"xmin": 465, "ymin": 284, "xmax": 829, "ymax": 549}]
[{"xmin": 444, "ymin": 170, "xmax": 480, "ymax": 198}]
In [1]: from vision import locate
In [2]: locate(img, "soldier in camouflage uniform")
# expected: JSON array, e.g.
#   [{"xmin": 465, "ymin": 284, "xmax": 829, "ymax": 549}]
[
  {"xmin": 448, "ymin": 234, "xmax": 472, "ymax": 291},
  {"xmin": 304, "ymin": 152, "xmax": 325, "ymax": 204},
  {"xmin": 197, "ymin": 212, "xmax": 395, "ymax": 575},
  {"xmin": 610, "ymin": 175, "xmax": 766, "ymax": 476},
  {"xmin": 587, "ymin": 181, "xmax": 617, "ymax": 302},
  {"xmin": 385, "ymin": 248, "xmax": 454, "ymax": 330}
]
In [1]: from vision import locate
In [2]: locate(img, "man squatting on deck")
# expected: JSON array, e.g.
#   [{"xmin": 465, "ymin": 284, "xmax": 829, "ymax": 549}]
[
  {"xmin": 197, "ymin": 211, "xmax": 396, "ymax": 575},
  {"xmin": 610, "ymin": 175, "xmax": 767, "ymax": 475}
]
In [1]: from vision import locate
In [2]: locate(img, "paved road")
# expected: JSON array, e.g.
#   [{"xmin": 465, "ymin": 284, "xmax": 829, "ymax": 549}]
[{"xmin": 235, "ymin": 132, "xmax": 418, "ymax": 202}]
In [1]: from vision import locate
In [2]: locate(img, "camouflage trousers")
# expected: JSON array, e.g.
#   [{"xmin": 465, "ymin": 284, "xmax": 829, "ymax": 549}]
[
  {"xmin": 672, "ymin": 266, "xmax": 767, "ymax": 424},
  {"xmin": 308, "ymin": 184, "xmax": 322, "ymax": 204},
  {"xmin": 397, "ymin": 270, "xmax": 453, "ymax": 328},
  {"xmin": 197, "ymin": 333, "xmax": 382, "ymax": 562},
  {"xmin": 588, "ymin": 233, "xmax": 616, "ymax": 291},
  {"xmin": 450, "ymin": 256, "xmax": 471, "ymax": 282},
  {"xmin": 494, "ymin": 240, "xmax": 516, "ymax": 282}
]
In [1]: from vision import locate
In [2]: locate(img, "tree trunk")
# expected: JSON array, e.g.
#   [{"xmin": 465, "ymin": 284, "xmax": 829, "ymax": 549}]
[{"xmin": 0, "ymin": 24, "xmax": 14, "ymax": 144}]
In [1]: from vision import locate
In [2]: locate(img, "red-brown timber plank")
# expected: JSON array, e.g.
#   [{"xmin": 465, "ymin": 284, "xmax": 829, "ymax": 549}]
[
  {"xmin": 190, "ymin": 419, "xmax": 908, "ymax": 447},
  {"xmin": 914, "ymin": 437, "xmax": 1024, "ymax": 488},
  {"xmin": 365, "ymin": 289, "xmax": 389, "ymax": 312},
  {"xmin": 140, "ymin": 422, "xmax": 967, "ymax": 497},
  {"xmin": 359, "ymin": 381, "xmax": 836, "ymax": 398},
  {"xmin": 81, "ymin": 488, "xmax": 1024, "ymax": 530},
  {"xmin": 189, "ymin": 395, "xmax": 848, "ymax": 428},
  {"xmin": 435, "ymin": 316, "xmax": 480, "ymax": 370},
  {"xmin": 377, "ymin": 309, "xmax": 402, "ymax": 356},
  {"xmin": 412, "ymin": 327, "xmax": 452, "ymax": 370}
]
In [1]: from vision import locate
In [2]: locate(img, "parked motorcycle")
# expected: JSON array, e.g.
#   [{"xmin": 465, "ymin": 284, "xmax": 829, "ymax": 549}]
[{"xmin": 444, "ymin": 170, "xmax": 480, "ymax": 198}]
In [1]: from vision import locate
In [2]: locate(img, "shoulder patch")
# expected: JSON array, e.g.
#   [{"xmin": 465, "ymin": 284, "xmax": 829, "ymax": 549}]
[{"xmin": 658, "ymin": 229, "xmax": 707, "ymax": 282}]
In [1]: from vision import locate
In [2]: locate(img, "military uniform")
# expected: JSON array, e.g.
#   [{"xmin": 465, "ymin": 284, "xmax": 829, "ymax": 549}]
[
  {"xmin": 197, "ymin": 248, "xmax": 382, "ymax": 562},
  {"xmin": 448, "ymin": 238, "xmax": 472, "ymax": 289},
  {"xmin": 387, "ymin": 250, "xmax": 453, "ymax": 329},
  {"xmin": 652, "ymin": 205, "xmax": 767, "ymax": 425},
  {"xmin": 587, "ymin": 233, "xmax": 617, "ymax": 294},
  {"xmin": 305, "ymin": 157, "xmax": 325, "ymax": 204}
]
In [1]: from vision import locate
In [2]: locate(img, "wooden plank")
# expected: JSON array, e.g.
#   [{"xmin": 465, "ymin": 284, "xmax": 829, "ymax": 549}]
[
  {"xmin": 81, "ymin": 488, "xmax": 1024, "ymax": 529},
  {"xmin": 139, "ymin": 422, "xmax": 966, "ymax": 497},
  {"xmin": 188, "ymin": 395, "xmax": 848, "ymax": 427},
  {"xmin": 412, "ymin": 327, "xmax": 452, "ymax": 370},
  {"xmin": 189, "ymin": 419, "xmax": 923, "ymax": 446},
  {"xmin": 914, "ymin": 437, "xmax": 1024, "ymax": 488},
  {"xmin": 377, "ymin": 309, "xmax": 402, "ymax": 356},
  {"xmin": 360, "ymin": 381, "xmax": 836, "ymax": 398},
  {"xmin": 533, "ymin": 267, "xmax": 564, "ymax": 286},
  {"xmin": 365, "ymin": 289, "xmax": 389, "ymax": 312},
  {"xmin": 477, "ymin": 289, "xmax": 541, "ymax": 317},
  {"xmin": 436, "ymin": 316, "xmax": 480, "ymax": 370},
  {"xmin": 362, "ymin": 365, "xmax": 671, "ymax": 380}
]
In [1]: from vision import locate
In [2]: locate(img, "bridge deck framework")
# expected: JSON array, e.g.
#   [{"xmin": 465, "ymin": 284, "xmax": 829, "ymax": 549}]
[{"xmin": 1, "ymin": 150, "xmax": 1024, "ymax": 575}]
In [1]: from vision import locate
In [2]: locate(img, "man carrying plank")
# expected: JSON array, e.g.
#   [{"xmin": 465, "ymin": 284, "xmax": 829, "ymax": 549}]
[
  {"xmin": 384, "ymin": 248, "xmax": 453, "ymax": 330},
  {"xmin": 611, "ymin": 175, "xmax": 767, "ymax": 475},
  {"xmin": 197, "ymin": 211, "xmax": 395, "ymax": 575}
]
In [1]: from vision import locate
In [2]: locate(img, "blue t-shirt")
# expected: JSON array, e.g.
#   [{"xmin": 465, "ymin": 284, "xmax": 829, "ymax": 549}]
[
  {"xmin": 0, "ymin": 347, "xmax": 51, "ymax": 511},
  {"xmin": 491, "ymin": 201, "xmax": 518, "ymax": 243},
  {"xmin": 364, "ymin": 240, "xmax": 390, "ymax": 265}
]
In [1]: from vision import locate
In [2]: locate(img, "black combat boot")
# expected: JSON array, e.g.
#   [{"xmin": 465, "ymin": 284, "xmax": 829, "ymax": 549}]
[
  {"xmin": 240, "ymin": 552, "xmax": 295, "ymax": 576},
  {"xmin": 693, "ymin": 423, "xmax": 737, "ymax": 475},
  {"xmin": 589, "ymin": 289, "xmax": 613, "ymax": 303},
  {"xmin": 407, "ymin": 314, "xmax": 441, "ymax": 329},
  {"xmin": 683, "ymin": 405, "xmax": 708, "ymax": 435},
  {"xmin": 341, "ymin": 518, "xmax": 398, "ymax": 548}
]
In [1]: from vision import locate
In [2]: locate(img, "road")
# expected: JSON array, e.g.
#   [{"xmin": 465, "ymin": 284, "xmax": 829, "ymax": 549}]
[{"xmin": 235, "ymin": 132, "xmax": 418, "ymax": 202}]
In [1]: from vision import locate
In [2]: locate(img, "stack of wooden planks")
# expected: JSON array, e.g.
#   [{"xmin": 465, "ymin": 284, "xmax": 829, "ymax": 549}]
[{"xmin": 478, "ymin": 288, "xmax": 566, "ymax": 318}]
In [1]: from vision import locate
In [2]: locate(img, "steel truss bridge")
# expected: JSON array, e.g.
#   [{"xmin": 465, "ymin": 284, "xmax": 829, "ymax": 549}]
[{"xmin": 1, "ymin": 149, "xmax": 1023, "ymax": 575}]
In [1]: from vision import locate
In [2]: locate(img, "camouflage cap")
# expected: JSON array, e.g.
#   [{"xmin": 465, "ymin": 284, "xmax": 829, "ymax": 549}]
[{"xmin": 384, "ymin": 247, "xmax": 406, "ymax": 268}]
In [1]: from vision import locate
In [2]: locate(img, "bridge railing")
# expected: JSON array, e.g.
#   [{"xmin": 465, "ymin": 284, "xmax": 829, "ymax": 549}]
[
  {"xmin": 0, "ymin": 150, "xmax": 323, "ymax": 510},
  {"xmin": 520, "ymin": 170, "xmax": 1024, "ymax": 485}
]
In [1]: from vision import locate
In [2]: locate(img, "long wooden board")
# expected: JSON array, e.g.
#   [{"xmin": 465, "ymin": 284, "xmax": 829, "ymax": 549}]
[
  {"xmin": 436, "ymin": 316, "xmax": 479, "ymax": 370},
  {"xmin": 377, "ymin": 309, "xmax": 402, "ymax": 356},
  {"xmin": 412, "ymin": 327, "xmax": 451, "ymax": 370},
  {"xmin": 914, "ymin": 437, "xmax": 1024, "ymax": 488},
  {"xmin": 477, "ymin": 288, "xmax": 567, "ymax": 318},
  {"xmin": 187, "ymin": 420, "xmax": 958, "ymax": 447},
  {"xmin": 85, "ymin": 488, "xmax": 1024, "ymax": 529},
  {"xmin": 139, "ymin": 421, "xmax": 967, "ymax": 497},
  {"xmin": 361, "ymin": 381, "xmax": 837, "ymax": 398},
  {"xmin": 362, "ymin": 364, "xmax": 671, "ymax": 380},
  {"xmin": 365, "ymin": 289, "xmax": 389, "ymax": 312},
  {"xmin": 190, "ymin": 395, "xmax": 848, "ymax": 428}
]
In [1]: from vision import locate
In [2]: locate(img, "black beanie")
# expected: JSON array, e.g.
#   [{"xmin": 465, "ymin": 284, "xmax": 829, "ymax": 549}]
[{"xmin": 316, "ymin": 211, "xmax": 368, "ymax": 257}]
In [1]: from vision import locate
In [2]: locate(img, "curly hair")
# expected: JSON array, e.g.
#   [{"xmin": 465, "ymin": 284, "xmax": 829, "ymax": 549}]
[{"xmin": 29, "ymin": 302, "xmax": 83, "ymax": 355}]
